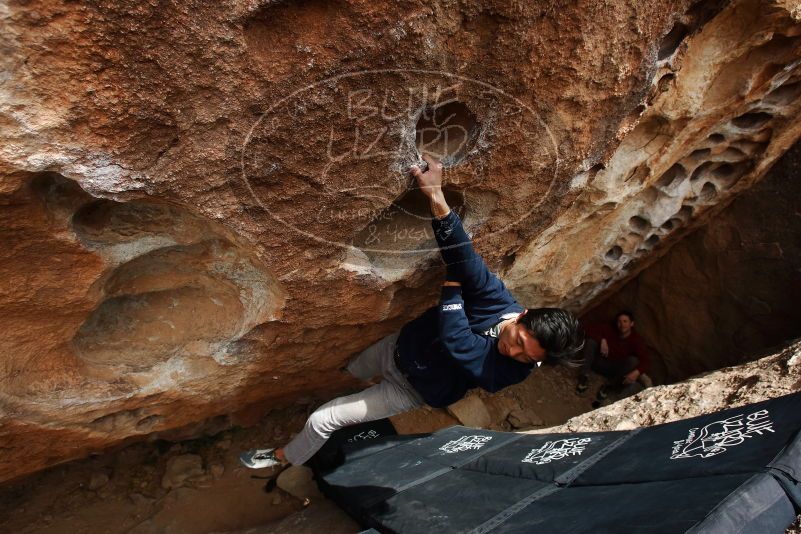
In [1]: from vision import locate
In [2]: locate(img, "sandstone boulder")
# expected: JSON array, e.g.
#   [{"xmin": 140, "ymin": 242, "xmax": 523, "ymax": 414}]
[{"xmin": 3, "ymin": 0, "xmax": 801, "ymax": 484}]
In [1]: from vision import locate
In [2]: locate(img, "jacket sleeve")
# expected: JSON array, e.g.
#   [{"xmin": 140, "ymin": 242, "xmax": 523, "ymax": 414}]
[
  {"xmin": 432, "ymin": 210, "xmax": 513, "ymax": 302},
  {"xmin": 437, "ymin": 284, "xmax": 493, "ymax": 377}
]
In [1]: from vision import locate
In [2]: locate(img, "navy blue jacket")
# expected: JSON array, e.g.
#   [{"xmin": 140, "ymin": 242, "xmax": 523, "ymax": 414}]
[{"xmin": 396, "ymin": 210, "xmax": 534, "ymax": 408}]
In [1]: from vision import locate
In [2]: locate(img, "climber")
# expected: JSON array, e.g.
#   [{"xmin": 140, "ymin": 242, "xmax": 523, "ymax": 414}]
[
  {"xmin": 240, "ymin": 154, "xmax": 586, "ymax": 469},
  {"xmin": 575, "ymin": 310, "xmax": 653, "ymax": 402}
]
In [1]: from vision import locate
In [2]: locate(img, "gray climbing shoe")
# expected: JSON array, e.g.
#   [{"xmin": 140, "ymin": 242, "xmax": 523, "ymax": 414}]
[{"xmin": 239, "ymin": 448, "xmax": 283, "ymax": 469}]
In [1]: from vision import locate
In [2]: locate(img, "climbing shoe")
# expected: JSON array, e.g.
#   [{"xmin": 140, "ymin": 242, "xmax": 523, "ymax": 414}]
[
  {"xmin": 239, "ymin": 448, "xmax": 283, "ymax": 469},
  {"xmin": 596, "ymin": 385, "xmax": 609, "ymax": 401}
]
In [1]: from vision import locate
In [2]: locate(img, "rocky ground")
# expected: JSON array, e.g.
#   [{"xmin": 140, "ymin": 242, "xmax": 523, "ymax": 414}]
[{"xmin": 1, "ymin": 339, "xmax": 799, "ymax": 533}]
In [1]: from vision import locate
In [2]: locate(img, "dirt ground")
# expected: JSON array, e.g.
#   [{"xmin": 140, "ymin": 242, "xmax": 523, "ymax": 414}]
[{"xmin": 0, "ymin": 364, "xmax": 601, "ymax": 533}]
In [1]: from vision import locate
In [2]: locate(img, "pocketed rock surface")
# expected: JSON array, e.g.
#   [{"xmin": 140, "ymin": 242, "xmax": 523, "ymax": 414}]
[
  {"xmin": 584, "ymin": 135, "xmax": 801, "ymax": 384},
  {"xmin": 4, "ymin": 0, "xmax": 801, "ymax": 485}
]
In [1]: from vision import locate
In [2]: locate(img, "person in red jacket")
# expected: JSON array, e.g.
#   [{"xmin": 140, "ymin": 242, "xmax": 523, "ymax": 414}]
[{"xmin": 576, "ymin": 310, "xmax": 651, "ymax": 399}]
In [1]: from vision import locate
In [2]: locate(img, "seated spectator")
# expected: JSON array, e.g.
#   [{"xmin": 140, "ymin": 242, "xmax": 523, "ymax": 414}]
[{"xmin": 576, "ymin": 310, "xmax": 653, "ymax": 399}]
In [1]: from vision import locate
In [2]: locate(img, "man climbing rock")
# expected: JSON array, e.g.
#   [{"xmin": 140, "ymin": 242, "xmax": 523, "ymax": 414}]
[{"xmin": 240, "ymin": 154, "xmax": 585, "ymax": 469}]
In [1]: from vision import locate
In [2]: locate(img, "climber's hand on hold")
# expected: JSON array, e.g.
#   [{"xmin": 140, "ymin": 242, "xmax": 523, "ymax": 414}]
[
  {"xmin": 410, "ymin": 154, "xmax": 449, "ymax": 219},
  {"xmin": 410, "ymin": 154, "xmax": 443, "ymax": 200}
]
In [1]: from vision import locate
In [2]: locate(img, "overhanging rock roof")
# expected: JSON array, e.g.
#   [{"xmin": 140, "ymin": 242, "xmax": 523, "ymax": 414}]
[{"xmin": 314, "ymin": 392, "xmax": 801, "ymax": 533}]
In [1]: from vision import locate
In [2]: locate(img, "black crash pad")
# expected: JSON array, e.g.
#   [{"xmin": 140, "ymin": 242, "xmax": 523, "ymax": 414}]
[{"xmin": 313, "ymin": 392, "xmax": 801, "ymax": 533}]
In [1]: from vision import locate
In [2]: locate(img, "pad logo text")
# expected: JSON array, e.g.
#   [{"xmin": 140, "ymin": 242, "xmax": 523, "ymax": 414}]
[
  {"xmin": 522, "ymin": 437, "xmax": 592, "ymax": 465},
  {"xmin": 439, "ymin": 435, "xmax": 492, "ymax": 454},
  {"xmin": 670, "ymin": 409, "xmax": 775, "ymax": 460}
]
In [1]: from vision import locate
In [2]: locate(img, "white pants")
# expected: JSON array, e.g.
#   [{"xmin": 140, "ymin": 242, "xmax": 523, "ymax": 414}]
[{"xmin": 282, "ymin": 331, "xmax": 425, "ymax": 465}]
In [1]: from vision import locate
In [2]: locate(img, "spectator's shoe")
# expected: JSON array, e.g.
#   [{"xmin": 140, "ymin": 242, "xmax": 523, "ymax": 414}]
[
  {"xmin": 239, "ymin": 448, "xmax": 283, "ymax": 469},
  {"xmin": 596, "ymin": 385, "xmax": 609, "ymax": 401},
  {"xmin": 575, "ymin": 374, "xmax": 589, "ymax": 394},
  {"xmin": 638, "ymin": 373, "xmax": 654, "ymax": 388}
]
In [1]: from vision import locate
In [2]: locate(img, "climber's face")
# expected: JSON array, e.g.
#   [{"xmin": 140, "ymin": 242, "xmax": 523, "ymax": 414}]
[{"xmin": 497, "ymin": 312, "xmax": 546, "ymax": 365}]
